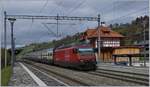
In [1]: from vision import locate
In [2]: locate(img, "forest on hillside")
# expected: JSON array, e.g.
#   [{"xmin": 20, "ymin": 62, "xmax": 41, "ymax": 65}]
[{"xmin": 111, "ymin": 15, "xmax": 149, "ymax": 45}]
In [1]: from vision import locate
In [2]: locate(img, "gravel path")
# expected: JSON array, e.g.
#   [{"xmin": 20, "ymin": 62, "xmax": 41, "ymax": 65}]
[{"xmin": 8, "ymin": 62, "xmax": 38, "ymax": 86}]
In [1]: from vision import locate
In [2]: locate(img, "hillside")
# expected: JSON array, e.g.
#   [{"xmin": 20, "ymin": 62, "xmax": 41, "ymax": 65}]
[
  {"xmin": 16, "ymin": 32, "xmax": 82, "ymax": 57},
  {"xmin": 111, "ymin": 15, "xmax": 149, "ymax": 45}
]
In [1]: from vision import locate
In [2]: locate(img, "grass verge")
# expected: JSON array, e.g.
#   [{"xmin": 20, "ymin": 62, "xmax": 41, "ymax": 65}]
[{"xmin": 1, "ymin": 66, "xmax": 12, "ymax": 86}]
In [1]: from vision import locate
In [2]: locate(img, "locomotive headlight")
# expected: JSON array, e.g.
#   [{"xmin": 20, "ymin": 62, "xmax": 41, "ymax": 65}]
[{"xmin": 80, "ymin": 59, "xmax": 84, "ymax": 62}]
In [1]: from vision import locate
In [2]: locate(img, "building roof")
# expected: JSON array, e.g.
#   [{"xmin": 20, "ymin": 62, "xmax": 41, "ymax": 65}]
[{"xmin": 85, "ymin": 26, "xmax": 124, "ymax": 38}]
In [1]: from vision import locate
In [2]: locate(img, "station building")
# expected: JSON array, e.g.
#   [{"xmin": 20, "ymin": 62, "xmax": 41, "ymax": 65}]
[{"xmin": 81, "ymin": 24, "xmax": 142, "ymax": 65}]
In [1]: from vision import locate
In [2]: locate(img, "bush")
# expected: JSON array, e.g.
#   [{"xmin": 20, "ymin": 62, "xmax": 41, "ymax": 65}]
[
  {"xmin": 1, "ymin": 66, "xmax": 12, "ymax": 86},
  {"xmin": 1, "ymin": 48, "xmax": 11, "ymax": 68}
]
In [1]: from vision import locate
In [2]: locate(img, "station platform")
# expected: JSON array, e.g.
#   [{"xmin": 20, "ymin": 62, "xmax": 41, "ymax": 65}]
[
  {"xmin": 8, "ymin": 62, "xmax": 46, "ymax": 86},
  {"xmin": 97, "ymin": 63, "xmax": 149, "ymax": 75}
]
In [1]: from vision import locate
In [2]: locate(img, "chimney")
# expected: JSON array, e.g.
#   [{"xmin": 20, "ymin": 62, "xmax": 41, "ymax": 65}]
[{"xmin": 101, "ymin": 22, "xmax": 106, "ymax": 27}]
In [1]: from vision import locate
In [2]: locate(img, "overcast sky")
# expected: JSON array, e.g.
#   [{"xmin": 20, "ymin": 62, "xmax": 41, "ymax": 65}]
[{"xmin": 0, "ymin": 0, "xmax": 149, "ymax": 48}]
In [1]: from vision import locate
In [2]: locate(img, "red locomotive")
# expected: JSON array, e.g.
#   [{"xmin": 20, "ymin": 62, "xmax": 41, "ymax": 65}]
[
  {"xmin": 53, "ymin": 44, "xmax": 97, "ymax": 70},
  {"xmin": 24, "ymin": 44, "xmax": 97, "ymax": 70}
]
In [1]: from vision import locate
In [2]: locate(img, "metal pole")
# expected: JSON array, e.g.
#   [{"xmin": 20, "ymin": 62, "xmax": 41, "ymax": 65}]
[
  {"xmin": 97, "ymin": 14, "xmax": 101, "ymax": 63},
  {"xmin": 143, "ymin": 21, "xmax": 146, "ymax": 67},
  {"xmin": 98, "ymin": 14, "xmax": 100, "ymax": 27},
  {"xmin": 11, "ymin": 22, "xmax": 15, "ymax": 67},
  {"xmin": 8, "ymin": 18, "xmax": 16, "ymax": 67},
  {"xmin": 57, "ymin": 14, "xmax": 59, "ymax": 37},
  {"xmin": 14, "ymin": 38, "xmax": 16, "ymax": 63},
  {"xmin": 4, "ymin": 11, "xmax": 7, "ymax": 67}
]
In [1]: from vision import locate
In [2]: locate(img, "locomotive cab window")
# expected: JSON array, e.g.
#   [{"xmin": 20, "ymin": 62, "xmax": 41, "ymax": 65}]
[{"xmin": 78, "ymin": 48, "xmax": 94, "ymax": 54}]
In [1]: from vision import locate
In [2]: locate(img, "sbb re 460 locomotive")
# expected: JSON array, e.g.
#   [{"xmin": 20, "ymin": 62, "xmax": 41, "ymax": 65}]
[{"xmin": 24, "ymin": 44, "xmax": 97, "ymax": 70}]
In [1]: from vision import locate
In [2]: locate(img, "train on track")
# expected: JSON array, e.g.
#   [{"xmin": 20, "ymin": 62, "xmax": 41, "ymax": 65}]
[{"xmin": 23, "ymin": 44, "xmax": 97, "ymax": 70}]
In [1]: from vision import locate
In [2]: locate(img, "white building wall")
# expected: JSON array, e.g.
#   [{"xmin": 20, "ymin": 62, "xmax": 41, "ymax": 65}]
[{"xmin": 95, "ymin": 39, "xmax": 120, "ymax": 47}]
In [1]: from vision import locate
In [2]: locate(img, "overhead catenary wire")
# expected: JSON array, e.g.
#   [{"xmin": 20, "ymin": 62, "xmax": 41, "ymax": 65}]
[
  {"xmin": 42, "ymin": 0, "xmax": 73, "ymax": 38},
  {"xmin": 49, "ymin": 1, "xmax": 64, "ymax": 15},
  {"xmin": 26, "ymin": 0, "xmax": 49, "ymax": 43},
  {"xmin": 75, "ymin": 1, "xmax": 114, "ymax": 30},
  {"xmin": 42, "ymin": 23, "xmax": 57, "ymax": 36},
  {"xmin": 41, "ymin": 1, "xmax": 88, "ymax": 37},
  {"xmin": 85, "ymin": 1, "xmax": 148, "ymax": 25},
  {"xmin": 67, "ymin": 0, "xmax": 87, "ymax": 16},
  {"xmin": 62, "ymin": 0, "xmax": 87, "ymax": 36},
  {"xmin": 50, "ymin": 0, "xmax": 87, "ymax": 38},
  {"xmin": 41, "ymin": 0, "xmax": 95, "ymax": 39},
  {"xmin": 43, "ymin": 22, "xmax": 78, "ymax": 37},
  {"xmin": 8, "ymin": 0, "xmax": 148, "ymax": 45},
  {"xmin": 106, "ymin": 7, "xmax": 148, "ymax": 23},
  {"xmin": 23, "ymin": 0, "xmax": 50, "ymax": 44},
  {"xmin": 39, "ymin": 0, "xmax": 49, "ymax": 13},
  {"xmin": 33, "ymin": 22, "xmax": 57, "ymax": 43}
]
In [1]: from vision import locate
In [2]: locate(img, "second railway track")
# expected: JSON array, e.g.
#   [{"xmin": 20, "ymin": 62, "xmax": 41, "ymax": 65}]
[{"xmin": 88, "ymin": 68, "xmax": 149, "ymax": 86}]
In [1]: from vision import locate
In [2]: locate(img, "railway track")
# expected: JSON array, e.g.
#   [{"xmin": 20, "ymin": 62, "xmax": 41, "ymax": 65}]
[
  {"xmin": 88, "ymin": 68, "xmax": 149, "ymax": 86},
  {"xmin": 23, "ymin": 60, "xmax": 91, "ymax": 86},
  {"xmin": 21, "ymin": 59, "xmax": 149, "ymax": 86}
]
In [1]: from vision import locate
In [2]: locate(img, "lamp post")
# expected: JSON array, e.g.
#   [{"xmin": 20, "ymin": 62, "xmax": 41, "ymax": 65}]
[
  {"xmin": 97, "ymin": 14, "xmax": 101, "ymax": 63},
  {"xmin": 142, "ymin": 20, "xmax": 146, "ymax": 67},
  {"xmin": 14, "ymin": 38, "xmax": 16, "ymax": 62},
  {"xmin": 8, "ymin": 18, "xmax": 16, "ymax": 67},
  {"xmin": 4, "ymin": 11, "xmax": 7, "ymax": 67}
]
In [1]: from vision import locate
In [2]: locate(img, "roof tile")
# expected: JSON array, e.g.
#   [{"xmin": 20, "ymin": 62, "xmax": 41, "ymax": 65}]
[{"xmin": 85, "ymin": 26, "xmax": 124, "ymax": 38}]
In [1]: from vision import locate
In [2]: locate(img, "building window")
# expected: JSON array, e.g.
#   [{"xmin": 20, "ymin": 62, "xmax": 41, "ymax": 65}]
[{"xmin": 101, "ymin": 39, "xmax": 120, "ymax": 47}]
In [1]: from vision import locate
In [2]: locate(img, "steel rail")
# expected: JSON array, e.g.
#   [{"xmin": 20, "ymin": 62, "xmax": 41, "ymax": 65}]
[
  {"xmin": 88, "ymin": 69, "xmax": 149, "ymax": 86},
  {"xmin": 23, "ymin": 60, "xmax": 91, "ymax": 86},
  {"xmin": 97, "ymin": 68, "xmax": 149, "ymax": 76}
]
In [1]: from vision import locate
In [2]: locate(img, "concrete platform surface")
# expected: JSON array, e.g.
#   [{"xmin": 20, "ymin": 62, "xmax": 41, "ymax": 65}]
[{"xmin": 8, "ymin": 62, "xmax": 40, "ymax": 86}]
